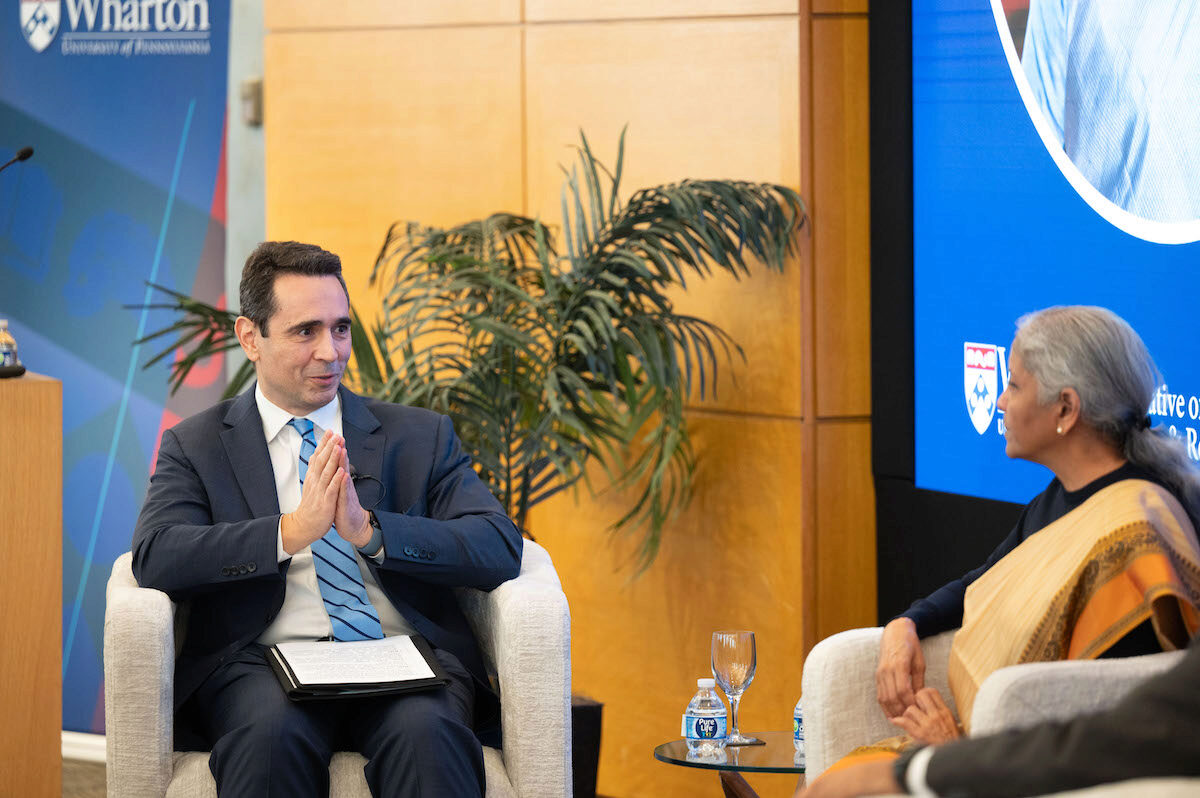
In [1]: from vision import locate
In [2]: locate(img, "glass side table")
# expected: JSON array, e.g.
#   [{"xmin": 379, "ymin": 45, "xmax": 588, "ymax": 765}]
[{"xmin": 654, "ymin": 731, "xmax": 805, "ymax": 797}]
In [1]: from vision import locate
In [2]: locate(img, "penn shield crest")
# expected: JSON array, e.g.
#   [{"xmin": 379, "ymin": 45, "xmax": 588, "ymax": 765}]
[
  {"xmin": 964, "ymin": 342, "xmax": 999, "ymax": 435},
  {"xmin": 20, "ymin": 0, "xmax": 59, "ymax": 52}
]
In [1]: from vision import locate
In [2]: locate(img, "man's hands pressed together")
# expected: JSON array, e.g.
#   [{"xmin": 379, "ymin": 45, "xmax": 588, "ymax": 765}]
[
  {"xmin": 281, "ymin": 429, "xmax": 341, "ymax": 555},
  {"xmin": 281, "ymin": 430, "xmax": 373, "ymax": 555},
  {"xmin": 334, "ymin": 442, "xmax": 373, "ymax": 549}
]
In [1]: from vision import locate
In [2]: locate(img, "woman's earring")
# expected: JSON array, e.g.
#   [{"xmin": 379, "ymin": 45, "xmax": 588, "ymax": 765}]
[{"xmin": 1056, "ymin": 426, "xmax": 1064, "ymax": 435}]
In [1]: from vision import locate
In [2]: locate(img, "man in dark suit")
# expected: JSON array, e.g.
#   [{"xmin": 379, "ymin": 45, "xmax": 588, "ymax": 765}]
[
  {"xmin": 132, "ymin": 241, "xmax": 523, "ymax": 797},
  {"xmin": 792, "ymin": 635, "xmax": 1200, "ymax": 797}
]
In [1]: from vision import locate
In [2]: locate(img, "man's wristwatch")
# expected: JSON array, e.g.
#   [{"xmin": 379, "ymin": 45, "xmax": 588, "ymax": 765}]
[{"xmin": 356, "ymin": 511, "xmax": 384, "ymax": 557}]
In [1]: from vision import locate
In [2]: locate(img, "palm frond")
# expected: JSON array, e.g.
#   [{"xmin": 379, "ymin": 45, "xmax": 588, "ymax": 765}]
[
  {"xmin": 371, "ymin": 132, "xmax": 806, "ymax": 567},
  {"xmin": 131, "ymin": 284, "xmax": 242, "ymax": 397}
]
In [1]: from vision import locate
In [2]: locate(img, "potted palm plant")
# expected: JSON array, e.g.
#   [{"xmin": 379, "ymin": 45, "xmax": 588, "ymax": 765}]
[{"xmin": 140, "ymin": 131, "xmax": 806, "ymax": 797}]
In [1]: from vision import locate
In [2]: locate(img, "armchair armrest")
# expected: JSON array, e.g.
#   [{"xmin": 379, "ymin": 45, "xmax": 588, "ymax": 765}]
[
  {"xmin": 801, "ymin": 627, "xmax": 957, "ymax": 779},
  {"xmin": 970, "ymin": 650, "xmax": 1186, "ymax": 737},
  {"xmin": 104, "ymin": 551, "xmax": 176, "ymax": 798},
  {"xmin": 456, "ymin": 540, "xmax": 571, "ymax": 798}
]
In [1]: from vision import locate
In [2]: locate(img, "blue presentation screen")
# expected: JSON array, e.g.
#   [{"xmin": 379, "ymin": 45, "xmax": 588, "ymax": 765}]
[{"xmin": 912, "ymin": 0, "xmax": 1200, "ymax": 504}]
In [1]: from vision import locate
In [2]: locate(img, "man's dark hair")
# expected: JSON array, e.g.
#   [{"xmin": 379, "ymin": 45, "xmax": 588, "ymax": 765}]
[{"xmin": 239, "ymin": 241, "xmax": 349, "ymax": 336}]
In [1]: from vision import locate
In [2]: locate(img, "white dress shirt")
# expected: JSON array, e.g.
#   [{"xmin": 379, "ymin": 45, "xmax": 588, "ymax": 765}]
[{"xmin": 254, "ymin": 385, "xmax": 415, "ymax": 644}]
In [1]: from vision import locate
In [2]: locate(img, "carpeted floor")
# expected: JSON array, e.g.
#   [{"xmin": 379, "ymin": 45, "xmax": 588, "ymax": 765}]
[{"xmin": 63, "ymin": 758, "xmax": 106, "ymax": 798}]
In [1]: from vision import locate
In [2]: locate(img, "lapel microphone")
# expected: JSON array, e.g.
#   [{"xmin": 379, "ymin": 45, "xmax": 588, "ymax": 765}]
[{"xmin": 348, "ymin": 463, "xmax": 385, "ymax": 510}]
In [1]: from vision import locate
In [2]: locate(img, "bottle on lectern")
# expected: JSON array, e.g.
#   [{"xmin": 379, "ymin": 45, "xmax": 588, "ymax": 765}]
[{"xmin": 0, "ymin": 320, "xmax": 19, "ymax": 368}]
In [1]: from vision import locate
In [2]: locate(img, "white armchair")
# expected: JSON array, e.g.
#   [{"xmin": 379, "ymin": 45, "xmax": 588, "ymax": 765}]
[
  {"xmin": 801, "ymin": 627, "xmax": 956, "ymax": 779},
  {"xmin": 104, "ymin": 540, "xmax": 572, "ymax": 798},
  {"xmin": 801, "ymin": 627, "xmax": 1196, "ymax": 797}
]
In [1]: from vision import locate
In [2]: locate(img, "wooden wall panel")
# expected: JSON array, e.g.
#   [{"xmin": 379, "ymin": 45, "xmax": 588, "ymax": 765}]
[
  {"xmin": 0, "ymin": 373, "xmax": 61, "ymax": 797},
  {"xmin": 814, "ymin": 420, "xmax": 876, "ymax": 642},
  {"xmin": 526, "ymin": 0, "xmax": 797, "ymax": 22},
  {"xmin": 262, "ymin": 5, "xmax": 875, "ymax": 796},
  {"xmin": 263, "ymin": 26, "xmax": 523, "ymax": 311},
  {"xmin": 813, "ymin": 0, "xmax": 867, "ymax": 13},
  {"xmin": 531, "ymin": 411, "xmax": 806, "ymax": 798},
  {"xmin": 525, "ymin": 18, "xmax": 804, "ymax": 418},
  {"xmin": 265, "ymin": 0, "xmax": 520, "ymax": 30},
  {"xmin": 813, "ymin": 16, "xmax": 870, "ymax": 417},
  {"xmin": 525, "ymin": 19, "xmax": 801, "ymax": 216}
]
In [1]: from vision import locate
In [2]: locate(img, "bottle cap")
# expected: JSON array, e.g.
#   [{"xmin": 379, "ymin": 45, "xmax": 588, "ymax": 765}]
[{"xmin": 697, "ymin": 677, "xmax": 716, "ymax": 688}]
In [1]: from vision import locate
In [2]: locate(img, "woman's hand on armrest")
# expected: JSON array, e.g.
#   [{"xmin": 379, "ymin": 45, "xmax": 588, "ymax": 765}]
[{"xmin": 876, "ymin": 617, "xmax": 925, "ymax": 718}]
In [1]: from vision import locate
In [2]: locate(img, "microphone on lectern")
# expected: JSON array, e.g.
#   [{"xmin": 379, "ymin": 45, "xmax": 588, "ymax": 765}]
[{"xmin": 0, "ymin": 146, "xmax": 34, "ymax": 174}]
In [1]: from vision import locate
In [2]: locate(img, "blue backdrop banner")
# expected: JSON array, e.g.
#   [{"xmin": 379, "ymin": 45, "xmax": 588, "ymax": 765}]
[
  {"xmin": 1, "ymin": 0, "xmax": 230, "ymax": 733},
  {"xmin": 913, "ymin": 0, "xmax": 1200, "ymax": 505}
]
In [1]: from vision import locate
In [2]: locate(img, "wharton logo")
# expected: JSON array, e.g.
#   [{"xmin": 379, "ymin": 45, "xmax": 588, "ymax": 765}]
[
  {"xmin": 20, "ymin": 0, "xmax": 60, "ymax": 52},
  {"xmin": 63, "ymin": 0, "xmax": 209, "ymax": 32},
  {"xmin": 964, "ymin": 342, "xmax": 1009, "ymax": 435},
  {"xmin": 23, "ymin": 0, "xmax": 211, "ymax": 56}
]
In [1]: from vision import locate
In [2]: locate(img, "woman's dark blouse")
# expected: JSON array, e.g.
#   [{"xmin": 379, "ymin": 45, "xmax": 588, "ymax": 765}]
[{"xmin": 898, "ymin": 462, "xmax": 1179, "ymax": 657}]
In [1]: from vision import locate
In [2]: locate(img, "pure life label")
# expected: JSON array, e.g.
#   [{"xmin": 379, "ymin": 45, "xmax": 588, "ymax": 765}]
[{"xmin": 683, "ymin": 714, "xmax": 727, "ymax": 740}]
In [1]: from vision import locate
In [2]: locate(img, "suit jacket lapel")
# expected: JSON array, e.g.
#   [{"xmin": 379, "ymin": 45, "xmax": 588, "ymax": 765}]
[
  {"xmin": 340, "ymin": 386, "xmax": 386, "ymax": 489},
  {"xmin": 220, "ymin": 386, "xmax": 280, "ymax": 519},
  {"xmin": 336, "ymin": 389, "xmax": 473, "ymax": 669}
]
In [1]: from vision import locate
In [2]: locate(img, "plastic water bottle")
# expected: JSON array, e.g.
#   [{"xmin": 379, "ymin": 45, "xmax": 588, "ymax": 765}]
[
  {"xmin": 793, "ymin": 697, "xmax": 806, "ymax": 766},
  {"xmin": 682, "ymin": 677, "xmax": 727, "ymax": 754},
  {"xmin": 0, "ymin": 320, "xmax": 18, "ymax": 368}
]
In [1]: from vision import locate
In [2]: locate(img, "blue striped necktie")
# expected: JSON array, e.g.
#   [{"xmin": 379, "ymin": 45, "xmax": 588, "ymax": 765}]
[{"xmin": 289, "ymin": 417, "xmax": 383, "ymax": 641}]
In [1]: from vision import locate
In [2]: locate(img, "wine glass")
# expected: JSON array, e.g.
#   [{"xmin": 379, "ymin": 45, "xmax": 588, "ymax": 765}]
[{"xmin": 711, "ymin": 630, "xmax": 758, "ymax": 745}]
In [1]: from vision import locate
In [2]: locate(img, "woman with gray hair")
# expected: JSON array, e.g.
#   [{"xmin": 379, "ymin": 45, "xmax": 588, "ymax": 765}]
[
  {"xmin": 865, "ymin": 305, "xmax": 1200, "ymax": 752},
  {"xmin": 1010, "ymin": 306, "xmax": 1200, "ymax": 522}
]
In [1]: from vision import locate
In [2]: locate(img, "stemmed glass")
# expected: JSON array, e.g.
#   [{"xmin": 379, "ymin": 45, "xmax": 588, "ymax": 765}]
[{"xmin": 711, "ymin": 630, "xmax": 758, "ymax": 745}]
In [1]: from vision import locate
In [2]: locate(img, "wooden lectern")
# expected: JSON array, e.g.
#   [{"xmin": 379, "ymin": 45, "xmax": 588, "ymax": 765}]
[{"xmin": 0, "ymin": 372, "xmax": 62, "ymax": 796}]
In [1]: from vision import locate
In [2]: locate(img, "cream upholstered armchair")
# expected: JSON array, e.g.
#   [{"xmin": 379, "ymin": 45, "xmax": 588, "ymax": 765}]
[
  {"xmin": 800, "ymin": 627, "xmax": 1196, "ymax": 797},
  {"xmin": 104, "ymin": 539, "xmax": 571, "ymax": 798}
]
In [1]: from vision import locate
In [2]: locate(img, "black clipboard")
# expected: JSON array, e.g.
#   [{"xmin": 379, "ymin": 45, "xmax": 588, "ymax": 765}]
[{"xmin": 267, "ymin": 635, "xmax": 450, "ymax": 701}]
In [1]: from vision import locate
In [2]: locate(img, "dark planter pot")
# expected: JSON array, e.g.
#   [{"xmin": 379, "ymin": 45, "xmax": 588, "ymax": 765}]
[{"xmin": 571, "ymin": 694, "xmax": 603, "ymax": 798}]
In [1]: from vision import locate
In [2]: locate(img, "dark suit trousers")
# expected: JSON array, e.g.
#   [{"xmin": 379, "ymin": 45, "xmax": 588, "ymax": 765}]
[{"xmin": 188, "ymin": 645, "xmax": 485, "ymax": 798}]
